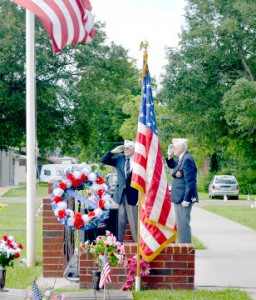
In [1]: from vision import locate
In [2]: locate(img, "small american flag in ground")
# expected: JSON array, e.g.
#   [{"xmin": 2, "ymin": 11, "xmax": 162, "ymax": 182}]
[
  {"xmin": 99, "ymin": 254, "xmax": 111, "ymax": 289},
  {"xmin": 14, "ymin": 0, "xmax": 94, "ymax": 53},
  {"xmin": 32, "ymin": 280, "xmax": 42, "ymax": 300},
  {"xmin": 131, "ymin": 53, "xmax": 177, "ymax": 262}
]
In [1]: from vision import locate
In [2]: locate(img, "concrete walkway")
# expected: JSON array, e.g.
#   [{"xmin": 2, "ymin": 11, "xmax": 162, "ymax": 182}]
[{"xmin": 192, "ymin": 203, "xmax": 256, "ymax": 299}]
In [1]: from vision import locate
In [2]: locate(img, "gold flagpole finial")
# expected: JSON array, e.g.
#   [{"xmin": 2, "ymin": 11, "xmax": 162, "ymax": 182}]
[
  {"xmin": 140, "ymin": 40, "xmax": 149, "ymax": 80},
  {"xmin": 139, "ymin": 40, "xmax": 149, "ymax": 53}
]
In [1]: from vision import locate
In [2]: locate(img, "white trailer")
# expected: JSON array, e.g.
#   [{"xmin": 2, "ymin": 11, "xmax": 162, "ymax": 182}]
[{"xmin": 39, "ymin": 163, "xmax": 83, "ymax": 183}]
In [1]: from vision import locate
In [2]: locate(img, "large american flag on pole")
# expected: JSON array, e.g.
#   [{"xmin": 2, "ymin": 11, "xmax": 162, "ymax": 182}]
[
  {"xmin": 14, "ymin": 0, "xmax": 94, "ymax": 53},
  {"xmin": 131, "ymin": 52, "xmax": 177, "ymax": 262},
  {"xmin": 99, "ymin": 253, "xmax": 111, "ymax": 289}
]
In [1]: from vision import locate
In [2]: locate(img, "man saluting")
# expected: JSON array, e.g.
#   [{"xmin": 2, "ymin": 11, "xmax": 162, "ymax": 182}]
[
  {"xmin": 166, "ymin": 138, "xmax": 199, "ymax": 243},
  {"xmin": 101, "ymin": 140, "xmax": 138, "ymax": 242}
]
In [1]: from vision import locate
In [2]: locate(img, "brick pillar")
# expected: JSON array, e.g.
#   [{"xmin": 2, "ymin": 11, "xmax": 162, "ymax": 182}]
[{"xmin": 42, "ymin": 181, "xmax": 68, "ymax": 277}]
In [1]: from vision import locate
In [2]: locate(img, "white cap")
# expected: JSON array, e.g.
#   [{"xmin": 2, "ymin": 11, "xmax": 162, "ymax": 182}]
[
  {"xmin": 124, "ymin": 140, "xmax": 135, "ymax": 147},
  {"xmin": 172, "ymin": 138, "xmax": 187, "ymax": 147}
]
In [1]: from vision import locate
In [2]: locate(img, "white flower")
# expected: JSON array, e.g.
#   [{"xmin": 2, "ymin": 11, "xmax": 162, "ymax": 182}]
[
  {"xmin": 67, "ymin": 217, "xmax": 75, "ymax": 227},
  {"xmin": 66, "ymin": 209, "xmax": 74, "ymax": 217},
  {"xmin": 73, "ymin": 170, "xmax": 82, "ymax": 179},
  {"xmin": 7, "ymin": 248, "xmax": 15, "ymax": 257},
  {"xmin": 88, "ymin": 172, "xmax": 97, "ymax": 182},
  {"xmin": 53, "ymin": 187, "xmax": 64, "ymax": 197},
  {"xmin": 91, "ymin": 183, "xmax": 102, "ymax": 192},
  {"xmin": 62, "ymin": 179, "xmax": 72, "ymax": 188},
  {"xmin": 57, "ymin": 202, "xmax": 67, "ymax": 210},
  {"xmin": 44, "ymin": 290, "xmax": 51, "ymax": 297},
  {"xmin": 94, "ymin": 208, "xmax": 103, "ymax": 217},
  {"xmin": 102, "ymin": 183, "xmax": 108, "ymax": 190},
  {"xmin": 81, "ymin": 165, "xmax": 91, "ymax": 175},
  {"xmin": 82, "ymin": 214, "xmax": 91, "ymax": 224},
  {"xmin": 102, "ymin": 194, "xmax": 111, "ymax": 202},
  {"xmin": 54, "ymin": 208, "xmax": 61, "ymax": 216},
  {"xmin": 104, "ymin": 201, "xmax": 111, "ymax": 210}
]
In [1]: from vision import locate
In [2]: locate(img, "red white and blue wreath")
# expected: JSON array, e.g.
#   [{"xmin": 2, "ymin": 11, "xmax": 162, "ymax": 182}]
[{"xmin": 51, "ymin": 164, "xmax": 112, "ymax": 231}]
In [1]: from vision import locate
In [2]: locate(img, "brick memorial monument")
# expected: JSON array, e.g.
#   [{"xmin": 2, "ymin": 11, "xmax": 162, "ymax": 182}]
[{"xmin": 42, "ymin": 183, "xmax": 195, "ymax": 290}]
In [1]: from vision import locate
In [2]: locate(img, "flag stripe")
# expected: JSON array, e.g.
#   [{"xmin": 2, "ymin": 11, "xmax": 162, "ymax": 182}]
[
  {"xmin": 14, "ymin": 0, "xmax": 94, "ymax": 53},
  {"xmin": 99, "ymin": 254, "xmax": 111, "ymax": 289},
  {"xmin": 131, "ymin": 55, "xmax": 177, "ymax": 262}
]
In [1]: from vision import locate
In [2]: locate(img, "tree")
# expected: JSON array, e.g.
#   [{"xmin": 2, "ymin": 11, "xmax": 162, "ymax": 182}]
[
  {"xmin": 158, "ymin": 0, "xmax": 256, "ymax": 177},
  {"xmin": 0, "ymin": 0, "xmax": 26, "ymax": 150},
  {"xmin": 0, "ymin": 2, "xmax": 141, "ymax": 162}
]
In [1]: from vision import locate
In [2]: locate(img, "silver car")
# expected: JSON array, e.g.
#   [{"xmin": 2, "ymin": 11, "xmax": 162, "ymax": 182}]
[
  {"xmin": 208, "ymin": 175, "xmax": 239, "ymax": 200},
  {"xmin": 105, "ymin": 173, "xmax": 117, "ymax": 198}
]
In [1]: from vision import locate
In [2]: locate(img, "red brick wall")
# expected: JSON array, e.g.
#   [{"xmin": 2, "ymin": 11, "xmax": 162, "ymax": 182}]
[{"xmin": 79, "ymin": 243, "xmax": 195, "ymax": 290}]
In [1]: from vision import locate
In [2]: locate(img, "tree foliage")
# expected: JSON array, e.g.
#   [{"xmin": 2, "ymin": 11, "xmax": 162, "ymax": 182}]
[
  {"xmin": 158, "ymin": 0, "xmax": 256, "ymax": 191},
  {"xmin": 0, "ymin": 1, "xmax": 141, "ymax": 162}
]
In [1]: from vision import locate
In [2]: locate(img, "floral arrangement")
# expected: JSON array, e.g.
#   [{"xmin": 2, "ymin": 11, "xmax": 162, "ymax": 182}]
[
  {"xmin": 51, "ymin": 165, "xmax": 112, "ymax": 231},
  {"xmin": 81, "ymin": 231, "xmax": 125, "ymax": 269},
  {"xmin": 121, "ymin": 255, "xmax": 151, "ymax": 291},
  {"xmin": 0, "ymin": 235, "xmax": 23, "ymax": 269}
]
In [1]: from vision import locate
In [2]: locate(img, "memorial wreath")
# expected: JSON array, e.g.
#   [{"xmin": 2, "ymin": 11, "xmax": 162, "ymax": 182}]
[{"xmin": 51, "ymin": 164, "xmax": 112, "ymax": 231}]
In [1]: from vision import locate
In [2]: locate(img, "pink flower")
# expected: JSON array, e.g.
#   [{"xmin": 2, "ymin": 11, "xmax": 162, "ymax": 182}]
[
  {"xmin": 121, "ymin": 255, "xmax": 151, "ymax": 291},
  {"xmin": 121, "ymin": 279, "xmax": 134, "ymax": 291},
  {"xmin": 140, "ymin": 260, "xmax": 151, "ymax": 276},
  {"xmin": 126, "ymin": 269, "xmax": 136, "ymax": 280}
]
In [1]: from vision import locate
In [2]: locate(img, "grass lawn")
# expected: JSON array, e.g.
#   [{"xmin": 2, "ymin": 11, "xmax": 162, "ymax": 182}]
[
  {"xmin": 0, "ymin": 190, "xmax": 254, "ymax": 299},
  {"xmin": 202, "ymin": 205, "xmax": 256, "ymax": 230},
  {"xmin": 133, "ymin": 289, "xmax": 251, "ymax": 300},
  {"xmin": 1, "ymin": 182, "xmax": 48, "ymax": 198},
  {"xmin": 0, "ymin": 203, "xmax": 42, "ymax": 289},
  {"xmin": 198, "ymin": 192, "xmax": 249, "ymax": 201}
]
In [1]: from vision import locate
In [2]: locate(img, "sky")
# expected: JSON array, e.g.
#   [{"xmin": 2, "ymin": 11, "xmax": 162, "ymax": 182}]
[{"xmin": 92, "ymin": 0, "xmax": 186, "ymax": 83}]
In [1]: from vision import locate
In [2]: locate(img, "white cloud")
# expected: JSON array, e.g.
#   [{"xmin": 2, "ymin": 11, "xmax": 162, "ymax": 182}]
[{"xmin": 92, "ymin": 0, "xmax": 185, "ymax": 82}]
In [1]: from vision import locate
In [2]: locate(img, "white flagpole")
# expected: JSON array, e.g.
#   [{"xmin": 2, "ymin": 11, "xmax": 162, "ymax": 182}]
[{"xmin": 26, "ymin": 9, "xmax": 36, "ymax": 267}]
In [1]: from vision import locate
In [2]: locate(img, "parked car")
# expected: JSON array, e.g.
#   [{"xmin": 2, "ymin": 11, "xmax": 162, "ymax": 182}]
[
  {"xmin": 105, "ymin": 173, "xmax": 117, "ymax": 198},
  {"xmin": 208, "ymin": 175, "xmax": 239, "ymax": 200}
]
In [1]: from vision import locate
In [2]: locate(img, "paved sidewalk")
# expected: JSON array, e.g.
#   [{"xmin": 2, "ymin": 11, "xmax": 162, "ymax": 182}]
[{"xmin": 191, "ymin": 204, "xmax": 256, "ymax": 299}]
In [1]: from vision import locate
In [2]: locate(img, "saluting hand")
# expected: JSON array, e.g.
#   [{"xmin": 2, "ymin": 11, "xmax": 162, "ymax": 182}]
[{"xmin": 111, "ymin": 145, "xmax": 125, "ymax": 153}]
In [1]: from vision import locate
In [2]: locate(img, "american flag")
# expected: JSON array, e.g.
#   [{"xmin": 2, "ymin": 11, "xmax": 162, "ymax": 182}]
[
  {"xmin": 131, "ymin": 53, "xmax": 177, "ymax": 262},
  {"xmin": 32, "ymin": 280, "xmax": 42, "ymax": 300},
  {"xmin": 99, "ymin": 254, "xmax": 111, "ymax": 289},
  {"xmin": 14, "ymin": 0, "xmax": 94, "ymax": 53}
]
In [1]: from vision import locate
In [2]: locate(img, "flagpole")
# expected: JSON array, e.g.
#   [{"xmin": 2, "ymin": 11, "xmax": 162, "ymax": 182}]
[
  {"xmin": 135, "ymin": 192, "xmax": 142, "ymax": 292},
  {"xmin": 26, "ymin": 9, "xmax": 36, "ymax": 267},
  {"xmin": 135, "ymin": 40, "xmax": 149, "ymax": 292}
]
